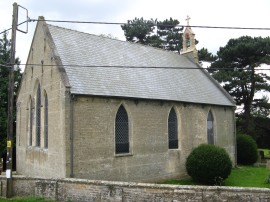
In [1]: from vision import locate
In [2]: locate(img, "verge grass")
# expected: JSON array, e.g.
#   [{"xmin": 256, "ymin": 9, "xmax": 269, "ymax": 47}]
[{"xmin": 161, "ymin": 165, "xmax": 270, "ymax": 188}]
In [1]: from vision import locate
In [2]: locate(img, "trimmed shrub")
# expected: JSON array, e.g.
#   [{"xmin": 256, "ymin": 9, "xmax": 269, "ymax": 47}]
[
  {"xmin": 237, "ymin": 134, "xmax": 258, "ymax": 165},
  {"xmin": 185, "ymin": 144, "xmax": 232, "ymax": 185}
]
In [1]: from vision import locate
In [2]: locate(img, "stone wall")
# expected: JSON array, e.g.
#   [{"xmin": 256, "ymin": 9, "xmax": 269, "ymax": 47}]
[
  {"xmin": 0, "ymin": 176, "xmax": 269, "ymax": 202},
  {"xmin": 16, "ymin": 19, "xmax": 68, "ymax": 178},
  {"xmin": 71, "ymin": 96, "xmax": 235, "ymax": 182}
]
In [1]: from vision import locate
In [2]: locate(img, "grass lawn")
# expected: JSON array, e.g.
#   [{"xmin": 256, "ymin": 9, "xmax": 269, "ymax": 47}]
[
  {"xmin": 161, "ymin": 165, "xmax": 270, "ymax": 188},
  {"xmin": 225, "ymin": 165, "xmax": 270, "ymax": 188},
  {"xmin": 258, "ymin": 149, "xmax": 270, "ymax": 159}
]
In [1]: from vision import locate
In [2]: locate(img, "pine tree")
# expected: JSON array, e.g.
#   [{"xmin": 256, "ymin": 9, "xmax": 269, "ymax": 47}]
[
  {"xmin": 121, "ymin": 17, "xmax": 184, "ymax": 53},
  {"xmin": 209, "ymin": 36, "xmax": 270, "ymax": 137}
]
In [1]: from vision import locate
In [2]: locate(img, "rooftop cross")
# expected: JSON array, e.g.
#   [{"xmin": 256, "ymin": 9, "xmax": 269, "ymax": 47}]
[{"xmin": 186, "ymin": 15, "xmax": 191, "ymax": 26}]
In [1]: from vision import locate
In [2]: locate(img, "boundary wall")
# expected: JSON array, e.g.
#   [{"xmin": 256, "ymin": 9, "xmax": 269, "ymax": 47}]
[{"xmin": 0, "ymin": 176, "xmax": 269, "ymax": 201}]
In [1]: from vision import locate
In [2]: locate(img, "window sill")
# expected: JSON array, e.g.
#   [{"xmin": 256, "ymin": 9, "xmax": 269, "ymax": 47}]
[
  {"xmin": 168, "ymin": 148, "xmax": 181, "ymax": 152},
  {"xmin": 169, "ymin": 147, "xmax": 180, "ymax": 150},
  {"xmin": 26, "ymin": 146, "xmax": 48, "ymax": 152},
  {"xmin": 115, "ymin": 153, "xmax": 133, "ymax": 157}
]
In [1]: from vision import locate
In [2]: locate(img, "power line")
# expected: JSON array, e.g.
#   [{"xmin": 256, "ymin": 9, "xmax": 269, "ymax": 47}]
[
  {"xmin": 185, "ymin": 25, "xmax": 270, "ymax": 30},
  {"xmin": 0, "ymin": 28, "xmax": 12, "ymax": 35},
  {"xmin": 1, "ymin": 63, "xmax": 269, "ymax": 71},
  {"xmin": 0, "ymin": 20, "xmax": 29, "ymax": 35},
  {"xmin": 2, "ymin": 18, "xmax": 270, "ymax": 35},
  {"xmin": 30, "ymin": 18, "xmax": 270, "ymax": 31},
  {"xmin": 30, "ymin": 18, "xmax": 125, "ymax": 25}
]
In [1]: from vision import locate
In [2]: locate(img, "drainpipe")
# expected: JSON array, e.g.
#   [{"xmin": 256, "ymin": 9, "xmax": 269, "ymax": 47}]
[
  {"xmin": 233, "ymin": 107, "xmax": 237, "ymax": 167},
  {"xmin": 70, "ymin": 94, "xmax": 75, "ymax": 177}
]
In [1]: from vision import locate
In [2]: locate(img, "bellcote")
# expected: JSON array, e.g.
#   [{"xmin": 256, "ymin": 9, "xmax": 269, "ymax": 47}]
[{"xmin": 181, "ymin": 16, "xmax": 198, "ymax": 63}]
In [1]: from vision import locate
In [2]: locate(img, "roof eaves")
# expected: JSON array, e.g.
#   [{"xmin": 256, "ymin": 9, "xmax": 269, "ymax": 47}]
[{"xmin": 70, "ymin": 92, "xmax": 236, "ymax": 107}]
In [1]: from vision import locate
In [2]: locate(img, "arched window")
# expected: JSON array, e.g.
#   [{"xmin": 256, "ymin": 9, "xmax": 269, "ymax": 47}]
[
  {"xmin": 168, "ymin": 108, "xmax": 178, "ymax": 149},
  {"xmin": 115, "ymin": 105, "xmax": 129, "ymax": 154},
  {"xmin": 29, "ymin": 97, "xmax": 33, "ymax": 146},
  {"xmin": 44, "ymin": 91, "xmax": 48, "ymax": 148},
  {"xmin": 207, "ymin": 111, "xmax": 214, "ymax": 144},
  {"xmin": 36, "ymin": 84, "xmax": 41, "ymax": 147}
]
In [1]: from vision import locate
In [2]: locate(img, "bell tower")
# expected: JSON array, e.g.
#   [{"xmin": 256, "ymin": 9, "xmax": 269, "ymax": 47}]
[{"xmin": 181, "ymin": 16, "xmax": 198, "ymax": 63}]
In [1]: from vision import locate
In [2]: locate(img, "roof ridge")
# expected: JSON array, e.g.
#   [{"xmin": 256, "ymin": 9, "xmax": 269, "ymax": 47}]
[{"xmin": 46, "ymin": 23, "xmax": 182, "ymax": 56}]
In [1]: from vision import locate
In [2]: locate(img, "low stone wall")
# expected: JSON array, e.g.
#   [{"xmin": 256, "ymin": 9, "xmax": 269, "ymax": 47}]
[{"xmin": 0, "ymin": 176, "xmax": 269, "ymax": 201}]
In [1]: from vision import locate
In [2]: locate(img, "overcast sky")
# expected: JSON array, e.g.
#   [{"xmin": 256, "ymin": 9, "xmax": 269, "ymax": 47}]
[{"xmin": 1, "ymin": 0, "xmax": 270, "ymax": 67}]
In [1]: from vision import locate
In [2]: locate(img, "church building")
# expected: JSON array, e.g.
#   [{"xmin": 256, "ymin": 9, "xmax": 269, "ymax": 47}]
[{"xmin": 16, "ymin": 16, "xmax": 236, "ymax": 182}]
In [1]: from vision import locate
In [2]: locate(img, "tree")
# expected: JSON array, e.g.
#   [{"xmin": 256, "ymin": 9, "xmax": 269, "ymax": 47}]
[
  {"xmin": 236, "ymin": 134, "xmax": 258, "ymax": 165},
  {"xmin": 254, "ymin": 116, "xmax": 270, "ymax": 148},
  {"xmin": 198, "ymin": 47, "xmax": 217, "ymax": 63},
  {"xmin": 121, "ymin": 17, "xmax": 156, "ymax": 44},
  {"xmin": 99, "ymin": 34, "xmax": 118, "ymax": 40},
  {"xmin": 209, "ymin": 36, "xmax": 270, "ymax": 137},
  {"xmin": 121, "ymin": 17, "xmax": 183, "ymax": 53},
  {"xmin": 156, "ymin": 18, "xmax": 183, "ymax": 53},
  {"xmin": 0, "ymin": 33, "xmax": 21, "ymax": 163},
  {"xmin": 122, "ymin": 17, "xmax": 212, "ymax": 56}
]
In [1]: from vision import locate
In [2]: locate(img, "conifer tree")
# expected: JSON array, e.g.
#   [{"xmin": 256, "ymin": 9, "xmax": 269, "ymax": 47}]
[
  {"xmin": 209, "ymin": 36, "xmax": 270, "ymax": 137},
  {"xmin": 121, "ymin": 17, "xmax": 183, "ymax": 53}
]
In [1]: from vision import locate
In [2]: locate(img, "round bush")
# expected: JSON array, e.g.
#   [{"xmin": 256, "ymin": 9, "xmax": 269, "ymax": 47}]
[
  {"xmin": 185, "ymin": 144, "xmax": 232, "ymax": 185},
  {"xmin": 237, "ymin": 134, "xmax": 258, "ymax": 165}
]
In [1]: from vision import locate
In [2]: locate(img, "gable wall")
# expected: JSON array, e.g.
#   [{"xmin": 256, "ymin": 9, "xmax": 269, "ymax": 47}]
[
  {"xmin": 71, "ymin": 96, "xmax": 235, "ymax": 182},
  {"xmin": 16, "ymin": 21, "xmax": 68, "ymax": 178}
]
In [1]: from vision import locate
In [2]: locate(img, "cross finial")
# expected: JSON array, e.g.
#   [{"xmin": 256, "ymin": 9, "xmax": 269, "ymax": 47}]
[{"xmin": 186, "ymin": 15, "xmax": 191, "ymax": 26}]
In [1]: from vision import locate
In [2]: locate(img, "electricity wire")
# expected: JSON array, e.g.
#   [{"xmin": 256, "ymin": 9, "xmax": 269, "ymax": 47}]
[
  {"xmin": 1, "ymin": 18, "xmax": 270, "ymax": 72},
  {"xmin": 1, "ymin": 63, "xmax": 269, "ymax": 71},
  {"xmin": 2, "ymin": 17, "xmax": 270, "ymax": 35},
  {"xmin": 0, "ymin": 20, "xmax": 29, "ymax": 35},
  {"xmin": 0, "ymin": 28, "xmax": 12, "ymax": 35},
  {"xmin": 30, "ymin": 18, "xmax": 270, "ymax": 30}
]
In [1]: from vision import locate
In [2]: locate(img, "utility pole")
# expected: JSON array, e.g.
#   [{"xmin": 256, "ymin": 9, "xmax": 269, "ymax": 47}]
[{"xmin": 6, "ymin": 2, "xmax": 18, "ymax": 198}]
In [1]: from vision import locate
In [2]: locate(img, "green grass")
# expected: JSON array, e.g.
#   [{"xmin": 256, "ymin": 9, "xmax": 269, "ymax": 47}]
[
  {"xmin": 0, "ymin": 197, "xmax": 54, "ymax": 202},
  {"xmin": 161, "ymin": 165, "xmax": 270, "ymax": 188},
  {"xmin": 258, "ymin": 149, "xmax": 270, "ymax": 158},
  {"xmin": 225, "ymin": 165, "xmax": 270, "ymax": 188}
]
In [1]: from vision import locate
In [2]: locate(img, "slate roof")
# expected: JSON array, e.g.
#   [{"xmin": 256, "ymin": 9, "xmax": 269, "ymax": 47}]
[{"xmin": 47, "ymin": 24, "xmax": 235, "ymax": 106}]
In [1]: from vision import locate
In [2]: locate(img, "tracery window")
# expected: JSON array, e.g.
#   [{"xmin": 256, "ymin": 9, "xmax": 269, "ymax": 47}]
[
  {"xmin": 207, "ymin": 111, "xmax": 214, "ymax": 144},
  {"xmin": 115, "ymin": 105, "xmax": 129, "ymax": 154},
  {"xmin": 44, "ymin": 91, "xmax": 48, "ymax": 148},
  {"xmin": 36, "ymin": 84, "xmax": 41, "ymax": 147},
  {"xmin": 168, "ymin": 108, "xmax": 178, "ymax": 149},
  {"xmin": 28, "ymin": 97, "xmax": 33, "ymax": 146}
]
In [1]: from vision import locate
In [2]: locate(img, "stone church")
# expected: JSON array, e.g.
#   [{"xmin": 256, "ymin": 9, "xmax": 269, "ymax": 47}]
[{"xmin": 16, "ymin": 16, "xmax": 236, "ymax": 182}]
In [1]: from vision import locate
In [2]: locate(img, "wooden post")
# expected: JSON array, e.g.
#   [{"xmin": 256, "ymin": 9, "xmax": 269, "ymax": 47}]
[{"xmin": 6, "ymin": 2, "xmax": 18, "ymax": 198}]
